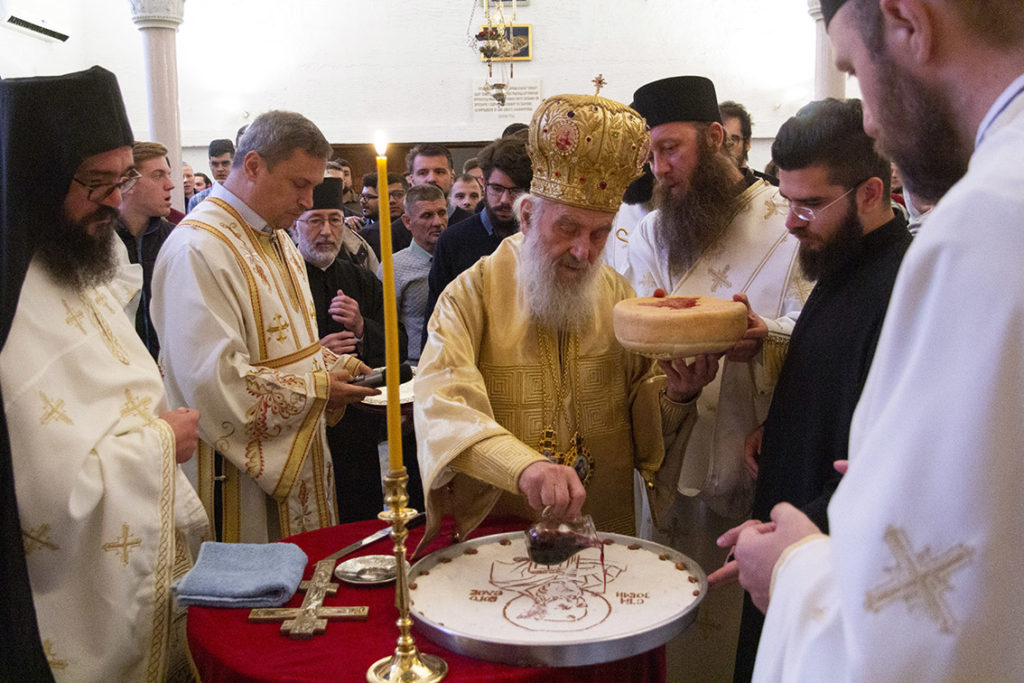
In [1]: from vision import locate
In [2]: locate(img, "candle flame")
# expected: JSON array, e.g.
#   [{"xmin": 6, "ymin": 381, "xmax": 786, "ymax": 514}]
[{"xmin": 374, "ymin": 131, "xmax": 388, "ymax": 156}]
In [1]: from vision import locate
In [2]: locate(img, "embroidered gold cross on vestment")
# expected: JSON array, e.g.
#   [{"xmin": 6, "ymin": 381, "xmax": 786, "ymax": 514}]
[
  {"xmin": 40, "ymin": 392, "xmax": 73, "ymax": 426},
  {"xmin": 63, "ymin": 301, "xmax": 85, "ymax": 334},
  {"xmin": 267, "ymin": 313, "xmax": 291, "ymax": 343},
  {"xmin": 708, "ymin": 264, "xmax": 733, "ymax": 293},
  {"xmin": 120, "ymin": 388, "xmax": 156, "ymax": 425},
  {"xmin": 103, "ymin": 523, "xmax": 142, "ymax": 566},
  {"xmin": 864, "ymin": 525, "xmax": 974, "ymax": 634},
  {"xmin": 23, "ymin": 524, "xmax": 59, "ymax": 555}
]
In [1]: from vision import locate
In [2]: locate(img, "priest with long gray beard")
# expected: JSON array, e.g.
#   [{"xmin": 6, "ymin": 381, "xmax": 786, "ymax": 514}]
[{"xmin": 626, "ymin": 75, "xmax": 809, "ymax": 681}]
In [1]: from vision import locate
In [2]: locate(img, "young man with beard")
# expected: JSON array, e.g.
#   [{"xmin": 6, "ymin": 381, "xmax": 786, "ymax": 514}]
[
  {"xmin": 116, "ymin": 141, "xmax": 177, "ymax": 358},
  {"xmin": 413, "ymin": 92, "xmax": 706, "ymax": 552},
  {"xmin": 295, "ymin": 177, "xmax": 414, "ymax": 522},
  {"xmin": 422, "ymin": 134, "xmax": 533, "ymax": 350},
  {"xmin": 719, "ymin": 1, "xmax": 1024, "ymax": 679},
  {"xmin": 627, "ymin": 75, "xmax": 808, "ymax": 681},
  {"xmin": 152, "ymin": 111, "xmax": 377, "ymax": 544},
  {"xmin": 0, "ymin": 66, "xmax": 207, "ymax": 681},
  {"xmin": 709, "ymin": 98, "xmax": 911, "ymax": 682}
]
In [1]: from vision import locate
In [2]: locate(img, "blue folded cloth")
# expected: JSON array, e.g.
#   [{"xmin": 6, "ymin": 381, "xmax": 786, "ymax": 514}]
[{"xmin": 173, "ymin": 541, "xmax": 309, "ymax": 608}]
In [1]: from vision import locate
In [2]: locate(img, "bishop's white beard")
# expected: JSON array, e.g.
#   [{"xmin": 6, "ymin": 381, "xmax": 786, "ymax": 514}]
[{"xmin": 519, "ymin": 229, "xmax": 602, "ymax": 332}]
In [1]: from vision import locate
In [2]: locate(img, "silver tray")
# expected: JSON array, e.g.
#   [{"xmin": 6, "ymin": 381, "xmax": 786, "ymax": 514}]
[{"xmin": 408, "ymin": 531, "xmax": 706, "ymax": 667}]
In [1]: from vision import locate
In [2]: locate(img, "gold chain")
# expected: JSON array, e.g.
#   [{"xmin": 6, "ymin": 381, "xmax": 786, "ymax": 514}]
[{"xmin": 536, "ymin": 326, "xmax": 584, "ymax": 444}]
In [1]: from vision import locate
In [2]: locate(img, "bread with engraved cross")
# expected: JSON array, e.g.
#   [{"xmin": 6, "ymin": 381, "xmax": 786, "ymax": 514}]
[{"xmin": 613, "ymin": 289, "xmax": 747, "ymax": 359}]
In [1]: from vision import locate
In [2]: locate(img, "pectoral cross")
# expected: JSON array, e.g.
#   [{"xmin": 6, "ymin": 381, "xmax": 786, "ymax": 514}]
[{"xmin": 248, "ymin": 558, "xmax": 369, "ymax": 639}]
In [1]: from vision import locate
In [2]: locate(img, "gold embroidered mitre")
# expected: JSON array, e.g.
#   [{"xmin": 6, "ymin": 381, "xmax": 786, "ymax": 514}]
[{"xmin": 527, "ymin": 93, "xmax": 650, "ymax": 213}]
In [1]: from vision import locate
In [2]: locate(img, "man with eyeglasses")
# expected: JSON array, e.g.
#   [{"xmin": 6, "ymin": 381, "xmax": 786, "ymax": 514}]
[
  {"xmin": 152, "ymin": 110, "xmax": 379, "ymax": 544},
  {"xmin": 0, "ymin": 66, "xmax": 208, "ymax": 681},
  {"xmin": 708, "ymin": 98, "xmax": 910, "ymax": 682},
  {"xmin": 115, "ymin": 141, "xmax": 177, "ymax": 358},
  {"xmin": 295, "ymin": 176, "xmax": 411, "ymax": 522},
  {"xmin": 627, "ymin": 75, "xmax": 808, "ymax": 681},
  {"xmin": 353, "ymin": 172, "xmax": 410, "ymax": 260},
  {"xmin": 719, "ymin": 100, "xmax": 778, "ymax": 186},
  {"xmin": 422, "ymin": 134, "xmax": 533, "ymax": 349}
]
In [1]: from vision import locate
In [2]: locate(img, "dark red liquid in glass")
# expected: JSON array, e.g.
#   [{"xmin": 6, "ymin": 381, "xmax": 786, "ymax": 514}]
[{"xmin": 525, "ymin": 528, "xmax": 601, "ymax": 565}]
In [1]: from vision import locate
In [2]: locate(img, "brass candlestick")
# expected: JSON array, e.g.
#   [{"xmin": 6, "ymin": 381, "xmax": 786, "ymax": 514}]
[{"xmin": 366, "ymin": 466, "xmax": 447, "ymax": 682}]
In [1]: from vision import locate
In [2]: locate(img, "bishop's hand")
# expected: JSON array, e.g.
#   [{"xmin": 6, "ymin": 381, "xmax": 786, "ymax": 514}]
[
  {"xmin": 659, "ymin": 353, "xmax": 722, "ymax": 403},
  {"xmin": 518, "ymin": 460, "xmax": 586, "ymax": 521}
]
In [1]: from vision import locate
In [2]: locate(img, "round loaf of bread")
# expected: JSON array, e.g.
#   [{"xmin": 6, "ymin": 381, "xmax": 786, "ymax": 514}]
[{"xmin": 613, "ymin": 295, "xmax": 748, "ymax": 358}]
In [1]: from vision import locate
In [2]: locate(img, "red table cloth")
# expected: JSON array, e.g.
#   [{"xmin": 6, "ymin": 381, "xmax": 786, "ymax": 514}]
[{"xmin": 187, "ymin": 517, "xmax": 666, "ymax": 682}]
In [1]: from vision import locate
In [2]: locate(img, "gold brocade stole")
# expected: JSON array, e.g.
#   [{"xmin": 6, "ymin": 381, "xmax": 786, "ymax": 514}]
[{"xmin": 535, "ymin": 327, "xmax": 594, "ymax": 487}]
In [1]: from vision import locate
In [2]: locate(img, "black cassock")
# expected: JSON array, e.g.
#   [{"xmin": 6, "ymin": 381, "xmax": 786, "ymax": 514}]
[
  {"xmin": 305, "ymin": 258, "xmax": 423, "ymax": 522},
  {"xmin": 734, "ymin": 216, "xmax": 912, "ymax": 681}
]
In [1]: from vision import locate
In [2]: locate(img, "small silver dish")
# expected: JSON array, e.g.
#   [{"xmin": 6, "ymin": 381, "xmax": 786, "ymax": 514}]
[{"xmin": 334, "ymin": 554, "xmax": 401, "ymax": 585}]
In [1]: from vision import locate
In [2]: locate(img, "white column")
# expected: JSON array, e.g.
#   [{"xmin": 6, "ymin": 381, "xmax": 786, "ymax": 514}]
[
  {"xmin": 807, "ymin": 0, "xmax": 846, "ymax": 100},
  {"xmin": 130, "ymin": 0, "xmax": 187, "ymax": 212}
]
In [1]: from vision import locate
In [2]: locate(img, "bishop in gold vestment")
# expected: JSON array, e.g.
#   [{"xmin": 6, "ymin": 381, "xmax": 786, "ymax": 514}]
[
  {"xmin": 415, "ymin": 90, "xmax": 715, "ymax": 549},
  {"xmin": 416, "ymin": 233, "xmax": 694, "ymax": 544}
]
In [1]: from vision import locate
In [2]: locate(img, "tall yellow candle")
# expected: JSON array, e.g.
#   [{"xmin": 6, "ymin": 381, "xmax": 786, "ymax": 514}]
[{"xmin": 374, "ymin": 133, "xmax": 404, "ymax": 471}]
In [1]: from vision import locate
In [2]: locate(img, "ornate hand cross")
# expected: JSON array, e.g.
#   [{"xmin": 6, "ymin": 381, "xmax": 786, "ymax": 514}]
[{"xmin": 249, "ymin": 558, "xmax": 369, "ymax": 639}]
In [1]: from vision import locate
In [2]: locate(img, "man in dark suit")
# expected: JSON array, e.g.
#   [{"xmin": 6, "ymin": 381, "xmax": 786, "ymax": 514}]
[{"xmin": 422, "ymin": 134, "xmax": 533, "ymax": 347}]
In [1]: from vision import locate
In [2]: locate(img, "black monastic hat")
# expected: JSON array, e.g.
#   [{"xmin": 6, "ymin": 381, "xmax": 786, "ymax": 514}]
[
  {"xmin": 0, "ymin": 65, "xmax": 133, "ymax": 679},
  {"xmin": 312, "ymin": 177, "xmax": 345, "ymax": 211},
  {"xmin": 631, "ymin": 76, "xmax": 722, "ymax": 129}
]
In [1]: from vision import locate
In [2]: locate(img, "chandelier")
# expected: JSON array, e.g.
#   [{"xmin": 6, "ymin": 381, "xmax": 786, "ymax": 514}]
[{"xmin": 467, "ymin": 0, "xmax": 518, "ymax": 106}]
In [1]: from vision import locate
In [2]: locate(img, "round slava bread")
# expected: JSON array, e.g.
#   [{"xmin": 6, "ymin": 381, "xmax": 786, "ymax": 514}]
[{"xmin": 613, "ymin": 295, "xmax": 748, "ymax": 358}]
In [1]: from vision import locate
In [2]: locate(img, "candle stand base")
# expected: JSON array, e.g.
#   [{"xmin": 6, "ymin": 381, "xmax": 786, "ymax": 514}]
[
  {"xmin": 366, "ymin": 467, "xmax": 447, "ymax": 682},
  {"xmin": 366, "ymin": 651, "xmax": 448, "ymax": 683}
]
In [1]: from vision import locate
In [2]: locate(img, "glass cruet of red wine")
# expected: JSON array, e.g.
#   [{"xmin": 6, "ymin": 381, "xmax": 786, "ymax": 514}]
[{"xmin": 524, "ymin": 509, "xmax": 602, "ymax": 565}]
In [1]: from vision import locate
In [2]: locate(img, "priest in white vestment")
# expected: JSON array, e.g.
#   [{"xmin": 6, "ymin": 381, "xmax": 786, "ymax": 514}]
[
  {"xmin": 416, "ymin": 91, "xmax": 722, "ymax": 550},
  {"xmin": 723, "ymin": 2, "xmax": 1024, "ymax": 679},
  {"xmin": 0, "ymin": 66, "xmax": 208, "ymax": 682},
  {"xmin": 153, "ymin": 110, "xmax": 378, "ymax": 544},
  {"xmin": 626, "ymin": 75, "xmax": 808, "ymax": 681}
]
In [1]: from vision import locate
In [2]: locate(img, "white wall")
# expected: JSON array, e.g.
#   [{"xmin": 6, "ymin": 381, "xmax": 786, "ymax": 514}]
[{"xmin": 2, "ymin": 1, "xmax": 821, "ymax": 172}]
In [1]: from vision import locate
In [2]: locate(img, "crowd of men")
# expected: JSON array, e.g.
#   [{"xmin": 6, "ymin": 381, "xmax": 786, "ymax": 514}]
[{"xmin": 3, "ymin": 0, "xmax": 1024, "ymax": 678}]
